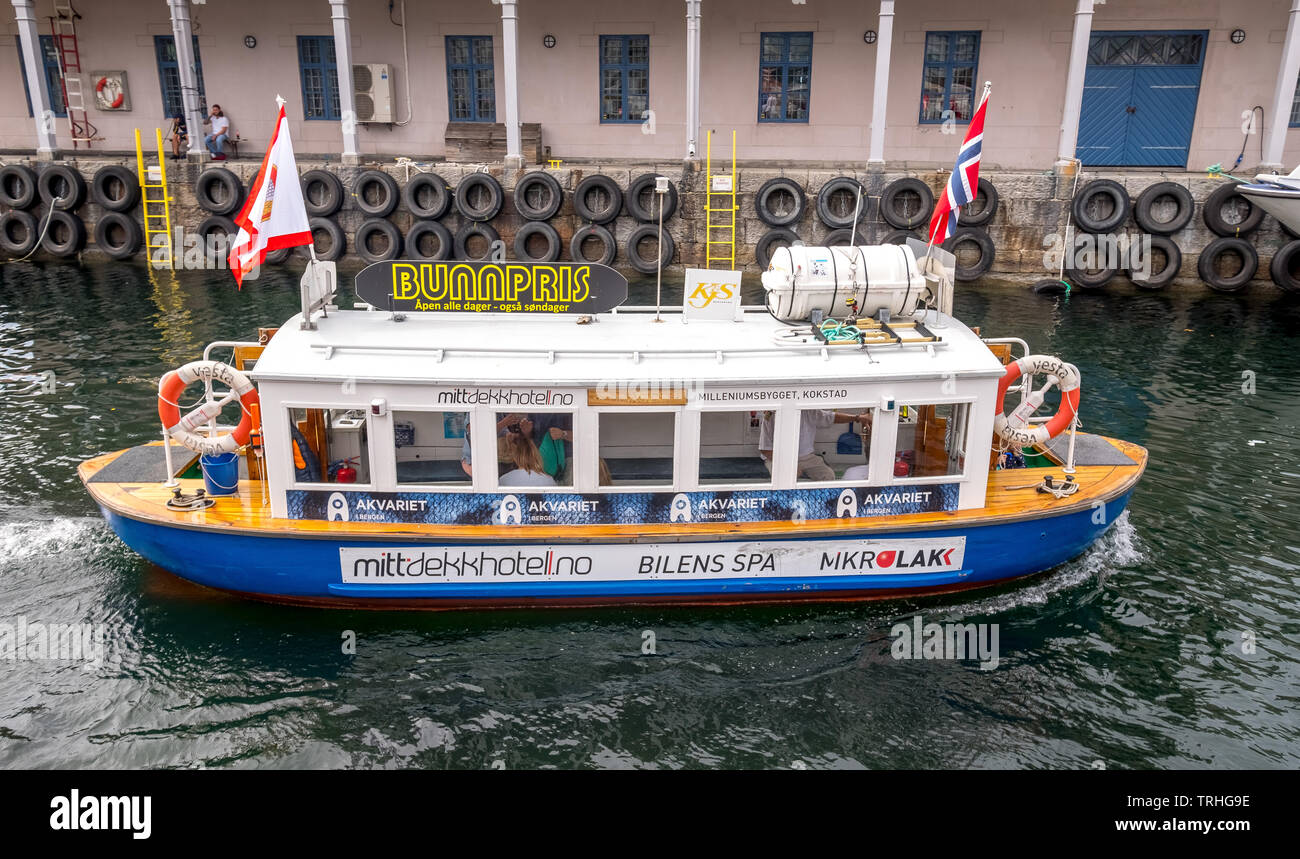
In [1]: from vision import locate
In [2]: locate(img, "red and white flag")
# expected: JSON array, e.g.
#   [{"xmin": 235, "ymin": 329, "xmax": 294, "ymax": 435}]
[
  {"xmin": 227, "ymin": 103, "xmax": 313, "ymax": 287},
  {"xmin": 928, "ymin": 82, "xmax": 990, "ymax": 246}
]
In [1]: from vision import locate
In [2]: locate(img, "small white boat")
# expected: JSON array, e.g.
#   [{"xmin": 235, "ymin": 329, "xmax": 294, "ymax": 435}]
[{"xmin": 1236, "ymin": 166, "xmax": 1300, "ymax": 235}]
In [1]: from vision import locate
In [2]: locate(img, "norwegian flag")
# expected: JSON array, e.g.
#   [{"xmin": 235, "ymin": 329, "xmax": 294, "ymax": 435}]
[{"xmin": 928, "ymin": 83, "xmax": 990, "ymax": 246}]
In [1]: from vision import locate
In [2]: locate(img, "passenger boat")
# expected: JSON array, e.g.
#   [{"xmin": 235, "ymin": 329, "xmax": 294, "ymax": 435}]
[{"xmin": 80, "ymin": 241, "xmax": 1146, "ymax": 609}]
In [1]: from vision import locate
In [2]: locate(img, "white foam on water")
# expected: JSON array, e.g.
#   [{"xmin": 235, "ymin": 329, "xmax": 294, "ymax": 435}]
[
  {"xmin": 0, "ymin": 517, "xmax": 108, "ymax": 563},
  {"xmin": 931, "ymin": 511, "xmax": 1146, "ymax": 618}
]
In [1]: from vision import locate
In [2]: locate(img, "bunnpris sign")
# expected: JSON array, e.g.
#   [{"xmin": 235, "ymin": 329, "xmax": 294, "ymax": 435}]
[{"xmin": 354, "ymin": 260, "xmax": 629, "ymax": 313}]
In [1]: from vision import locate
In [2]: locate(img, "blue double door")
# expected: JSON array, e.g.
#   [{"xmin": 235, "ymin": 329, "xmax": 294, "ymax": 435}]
[{"xmin": 1077, "ymin": 31, "xmax": 1207, "ymax": 167}]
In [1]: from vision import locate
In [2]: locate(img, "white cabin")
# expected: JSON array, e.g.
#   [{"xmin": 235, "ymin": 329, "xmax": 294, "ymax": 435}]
[{"xmin": 248, "ymin": 305, "xmax": 1005, "ymax": 521}]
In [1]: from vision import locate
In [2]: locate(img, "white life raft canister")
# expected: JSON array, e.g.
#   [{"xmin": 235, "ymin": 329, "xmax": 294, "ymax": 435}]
[{"xmin": 761, "ymin": 243, "xmax": 925, "ymax": 322}]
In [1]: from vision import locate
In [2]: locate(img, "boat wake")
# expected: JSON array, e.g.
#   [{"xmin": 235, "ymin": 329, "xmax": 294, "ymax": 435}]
[
  {"xmin": 936, "ymin": 511, "xmax": 1145, "ymax": 617},
  {"xmin": 0, "ymin": 516, "xmax": 111, "ymax": 565}
]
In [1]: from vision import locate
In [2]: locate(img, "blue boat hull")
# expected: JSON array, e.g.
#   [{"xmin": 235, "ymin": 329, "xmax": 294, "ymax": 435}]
[{"xmin": 99, "ymin": 490, "xmax": 1134, "ymax": 608}]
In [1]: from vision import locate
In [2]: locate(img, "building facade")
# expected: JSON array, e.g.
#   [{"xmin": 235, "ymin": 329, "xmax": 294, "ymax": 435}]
[{"xmin": 4, "ymin": 0, "xmax": 1300, "ymax": 171}]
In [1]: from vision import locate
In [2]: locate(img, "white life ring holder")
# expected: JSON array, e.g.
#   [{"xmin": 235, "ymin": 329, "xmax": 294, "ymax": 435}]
[
  {"xmin": 157, "ymin": 360, "xmax": 260, "ymax": 455},
  {"xmin": 993, "ymin": 355, "xmax": 1081, "ymax": 447}
]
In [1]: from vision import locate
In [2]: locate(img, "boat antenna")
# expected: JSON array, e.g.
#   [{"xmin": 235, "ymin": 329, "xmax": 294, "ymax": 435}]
[{"xmin": 654, "ymin": 176, "xmax": 669, "ymax": 322}]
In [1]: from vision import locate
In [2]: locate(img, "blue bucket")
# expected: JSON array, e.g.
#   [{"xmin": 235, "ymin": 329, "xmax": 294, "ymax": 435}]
[{"xmin": 200, "ymin": 452, "xmax": 239, "ymax": 496}]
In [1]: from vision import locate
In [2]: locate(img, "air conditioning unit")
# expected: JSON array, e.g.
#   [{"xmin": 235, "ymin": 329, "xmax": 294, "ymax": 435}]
[{"xmin": 352, "ymin": 64, "xmax": 395, "ymax": 123}]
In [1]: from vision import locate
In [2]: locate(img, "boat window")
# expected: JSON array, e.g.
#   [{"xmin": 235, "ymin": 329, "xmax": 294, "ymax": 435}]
[
  {"xmin": 698, "ymin": 410, "xmax": 771, "ymax": 486},
  {"xmin": 494, "ymin": 411, "xmax": 572, "ymax": 489},
  {"xmin": 393, "ymin": 410, "xmax": 472, "ymax": 486},
  {"xmin": 597, "ymin": 410, "xmax": 675, "ymax": 487},
  {"xmin": 893, "ymin": 403, "xmax": 968, "ymax": 478},
  {"xmin": 794, "ymin": 407, "xmax": 876, "ymax": 483},
  {"xmin": 287, "ymin": 407, "xmax": 370, "ymax": 484}
]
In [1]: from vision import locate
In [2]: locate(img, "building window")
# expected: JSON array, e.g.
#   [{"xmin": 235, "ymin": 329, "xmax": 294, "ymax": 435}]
[
  {"xmin": 758, "ymin": 32, "xmax": 812, "ymax": 122},
  {"xmin": 919, "ymin": 31, "xmax": 980, "ymax": 124},
  {"xmin": 17, "ymin": 35, "xmax": 67, "ymax": 118},
  {"xmin": 599, "ymin": 35, "xmax": 649, "ymax": 123},
  {"xmin": 1087, "ymin": 32, "xmax": 1203, "ymax": 67},
  {"xmin": 298, "ymin": 36, "xmax": 341, "ymax": 120},
  {"xmin": 446, "ymin": 36, "xmax": 495, "ymax": 122},
  {"xmin": 1292, "ymin": 79, "xmax": 1300, "ymax": 127},
  {"xmin": 154, "ymin": 35, "xmax": 205, "ymax": 120}
]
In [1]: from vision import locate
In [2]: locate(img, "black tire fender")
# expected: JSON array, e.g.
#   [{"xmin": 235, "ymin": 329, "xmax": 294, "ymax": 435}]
[
  {"xmin": 454, "ymin": 222, "xmax": 501, "ymax": 261},
  {"xmin": 0, "ymin": 164, "xmax": 38, "ymax": 209},
  {"xmin": 1202, "ymin": 183, "xmax": 1264, "ymax": 237},
  {"xmin": 513, "ymin": 221, "xmax": 562, "ymax": 262},
  {"xmin": 960, "ymin": 178, "xmax": 999, "ymax": 227},
  {"xmin": 404, "ymin": 220, "xmax": 453, "ymax": 261},
  {"xmin": 625, "ymin": 223, "xmax": 675, "ymax": 274},
  {"xmin": 570, "ymin": 224, "xmax": 616, "ymax": 265},
  {"xmin": 294, "ymin": 216, "xmax": 346, "ymax": 261},
  {"xmin": 573, "ymin": 175, "xmax": 622, "ymax": 224},
  {"xmin": 194, "ymin": 168, "xmax": 244, "ymax": 216},
  {"xmin": 353, "ymin": 170, "xmax": 400, "ymax": 217},
  {"xmin": 401, "ymin": 173, "xmax": 451, "ymax": 220},
  {"xmin": 755, "ymin": 228, "xmax": 800, "ymax": 268},
  {"xmin": 755, "ymin": 177, "xmax": 806, "ymax": 227},
  {"xmin": 879, "ymin": 178, "xmax": 933, "ymax": 230},
  {"xmin": 41, "ymin": 210, "xmax": 86, "ymax": 257},
  {"xmin": 300, "ymin": 169, "xmax": 345, "ymax": 217},
  {"xmin": 90, "ymin": 165, "xmax": 140, "ymax": 212},
  {"xmin": 1198, "ymin": 236, "xmax": 1258, "ymax": 292},
  {"xmin": 823, "ymin": 228, "xmax": 868, "ymax": 247},
  {"xmin": 512, "ymin": 171, "xmax": 564, "ymax": 221},
  {"xmin": 625, "ymin": 173, "xmax": 677, "ymax": 223},
  {"xmin": 1065, "ymin": 232, "xmax": 1117, "ymax": 289},
  {"xmin": 1126, "ymin": 233, "xmax": 1181, "ymax": 289},
  {"xmin": 355, "ymin": 217, "xmax": 403, "ymax": 263},
  {"xmin": 816, "ymin": 177, "xmax": 869, "ymax": 229},
  {"xmin": 1072, "ymin": 179, "xmax": 1131, "ymax": 233},
  {"xmin": 38, "ymin": 164, "xmax": 88, "ymax": 211},
  {"xmin": 93, "ymin": 212, "xmax": 142, "ymax": 260},
  {"xmin": 454, "ymin": 173, "xmax": 505, "ymax": 222},
  {"xmin": 943, "ymin": 227, "xmax": 995, "ymax": 281},
  {"xmin": 0, "ymin": 210, "xmax": 38, "ymax": 256},
  {"xmin": 1133, "ymin": 181, "xmax": 1194, "ymax": 235},
  {"xmin": 1269, "ymin": 239, "xmax": 1300, "ymax": 293}
]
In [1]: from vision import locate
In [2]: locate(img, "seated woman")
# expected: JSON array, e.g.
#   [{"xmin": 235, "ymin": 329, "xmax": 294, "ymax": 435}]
[{"xmin": 498, "ymin": 427, "xmax": 557, "ymax": 487}]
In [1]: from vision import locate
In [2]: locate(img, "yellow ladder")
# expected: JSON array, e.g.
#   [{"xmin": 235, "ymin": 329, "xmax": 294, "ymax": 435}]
[
  {"xmin": 136, "ymin": 128, "xmax": 173, "ymax": 269},
  {"xmin": 705, "ymin": 129, "xmax": 738, "ymax": 269}
]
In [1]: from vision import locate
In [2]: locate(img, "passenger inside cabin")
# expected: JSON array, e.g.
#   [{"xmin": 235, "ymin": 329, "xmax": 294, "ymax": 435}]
[
  {"xmin": 460, "ymin": 413, "xmax": 520, "ymax": 476},
  {"xmin": 759, "ymin": 409, "xmax": 867, "ymax": 481},
  {"xmin": 498, "ymin": 425, "xmax": 558, "ymax": 487},
  {"xmin": 841, "ymin": 413, "xmax": 874, "ymax": 481},
  {"xmin": 497, "ymin": 412, "xmax": 573, "ymax": 481}
]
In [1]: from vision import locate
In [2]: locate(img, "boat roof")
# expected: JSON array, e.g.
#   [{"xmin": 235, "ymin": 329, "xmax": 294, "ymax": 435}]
[{"xmin": 249, "ymin": 307, "xmax": 1006, "ymax": 387}]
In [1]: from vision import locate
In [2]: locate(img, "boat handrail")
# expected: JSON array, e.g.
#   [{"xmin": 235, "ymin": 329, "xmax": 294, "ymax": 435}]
[
  {"xmin": 306, "ymin": 338, "xmax": 950, "ymax": 364},
  {"xmin": 982, "ymin": 336, "xmax": 1031, "ymax": 402}
]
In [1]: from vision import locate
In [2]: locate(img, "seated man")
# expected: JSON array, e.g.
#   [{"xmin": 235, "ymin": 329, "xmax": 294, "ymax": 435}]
[
  {"xmin": 203, "ymin": 104, "xmax": 231, "ymax": 160},
  {"xmin": 759, "ymin": 409, "xmax": 865, "ymax": 481}
]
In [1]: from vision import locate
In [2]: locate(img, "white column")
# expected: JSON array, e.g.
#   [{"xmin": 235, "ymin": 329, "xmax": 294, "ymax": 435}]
[
  {"xmin": 685, "ymin": 0, "xmax": 701, "ymax": 159},
  {"xmin": 867, "ymin": 1, "xmax": 894, "ymax": 166},
  {"xmin": 1263, "ymin": 0, "xmax": 1300, "ymax": 170},
  {"xmin": 1055, "ymin": 0, "xmax": 1095, "ymax": 171},
  {"xmin": 13, "ymin": 0, "xmax": 58, "ymax": 159},
  {"xmin": 329, "ymin": 0, "xmax": 360, "ymax": 165},
  {"xmin": 166, "ymin": 0, "xmax": 206, "ymax": 158},
  {"xmin": 499, "ymin": 0, "xmax": 522, "ymax": 167}
]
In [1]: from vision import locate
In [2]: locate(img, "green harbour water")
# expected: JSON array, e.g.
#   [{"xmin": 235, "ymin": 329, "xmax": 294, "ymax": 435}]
[{"xmin": 0, "ymin": 260, "xmax": 1297, "ymax": 769}]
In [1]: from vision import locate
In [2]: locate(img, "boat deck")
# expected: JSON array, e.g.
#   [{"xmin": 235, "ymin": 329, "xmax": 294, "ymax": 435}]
[{"xmin": 80, "ymin": 435, "xmax": 1147, "ymax": 542}]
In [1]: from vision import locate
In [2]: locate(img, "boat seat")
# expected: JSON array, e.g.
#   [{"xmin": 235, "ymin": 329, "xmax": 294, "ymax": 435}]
[
  {"xmin": 396, "ymin": 459, "xmax": 469, "ymax": 483},
  {"xmin": 605, "ymin": 456, "xmax": 770, "ymax": 482}
]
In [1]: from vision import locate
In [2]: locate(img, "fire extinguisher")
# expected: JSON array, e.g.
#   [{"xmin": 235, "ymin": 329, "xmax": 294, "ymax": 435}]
[{"xmin": 334, "ymin": 457, "xmax": 358, "ymax": 483}]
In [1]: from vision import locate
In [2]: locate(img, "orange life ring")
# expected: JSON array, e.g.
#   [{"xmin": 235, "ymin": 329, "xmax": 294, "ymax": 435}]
[
  {"xmin": 993, "ymin": 354, "xmax": 1081, "ymax": 447},
  {"xmin": 158, "ymin": 360, "xmax": 260, "ymax": 455},
  {"xmin": 95, "ymin": 76, "xmax": 124, "ymax": 109}
]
